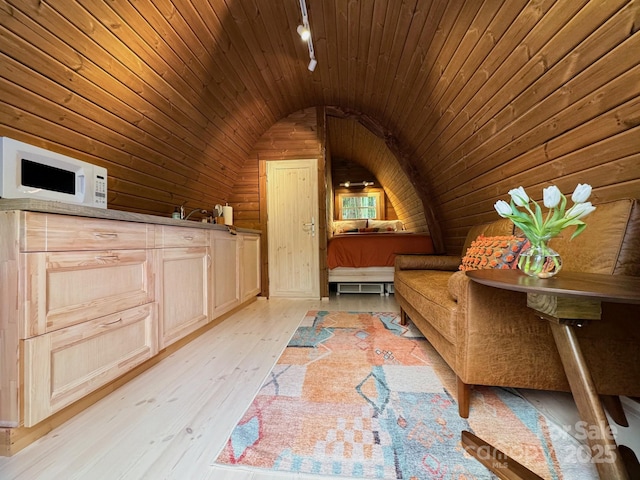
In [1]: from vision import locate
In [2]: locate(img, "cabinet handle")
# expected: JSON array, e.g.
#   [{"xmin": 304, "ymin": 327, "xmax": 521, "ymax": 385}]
[
  {"xmin": 100, "ymin": 318, "xmax": 123, "ymax": 327},
  {"xmin": 183, "ymin": 236, "xmax": 194, "ymax": 241},
  {"xmin": 94, "ymin": 233, "xmax": 119, "ymax": 239},
  {"xmin": 95, "ymin": 255, "xmax": 119, "ymax": 261}
]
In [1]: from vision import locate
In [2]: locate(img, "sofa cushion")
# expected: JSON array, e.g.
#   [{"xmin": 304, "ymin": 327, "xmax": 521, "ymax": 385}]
[
  {"xmin": 459, "ymin": 235, "xmax": 528, "ymax": 271},
  {"xmin": 394, "ymin": 269, "xmax": 458, "ymax": 344},
  {"xmin": 461, "ymin": 218, "xmax": 515, "ymax": 254},
  {"xmin": 546, "ymin": 199, "xmax": 636, "ymax": 274}
]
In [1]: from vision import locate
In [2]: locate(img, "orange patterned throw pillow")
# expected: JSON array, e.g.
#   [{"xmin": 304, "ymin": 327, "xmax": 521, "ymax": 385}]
[{"xmin": 459, "ymin": 235, "xmax": 529, "ymax": 271}]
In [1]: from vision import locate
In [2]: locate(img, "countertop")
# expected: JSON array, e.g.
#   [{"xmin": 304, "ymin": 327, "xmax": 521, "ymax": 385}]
[{"xmin": 0, "ymin": 199, "xmax": 261, "ymax": 234}]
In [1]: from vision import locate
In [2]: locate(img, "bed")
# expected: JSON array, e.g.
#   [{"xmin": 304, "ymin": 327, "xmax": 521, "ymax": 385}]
[{"xmin": 328, "ymin": 219, "xmax": 434, "ymax": 293}]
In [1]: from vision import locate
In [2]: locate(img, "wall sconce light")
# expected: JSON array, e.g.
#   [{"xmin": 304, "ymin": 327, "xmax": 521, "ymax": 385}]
[
  {"xmin": 339, "ymin": 181, "xmax": 374, "ymax": 188},
  {"xmin": 298, "ymin": 0, "xmax": 317, "ymax": 72}
]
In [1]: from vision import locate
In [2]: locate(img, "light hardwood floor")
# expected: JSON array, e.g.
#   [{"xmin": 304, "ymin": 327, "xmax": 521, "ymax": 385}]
[
  {"xmin": 2, "ymin": 294, "xmax": 638, "ymax": 480},
  {"xmin": 0, "ymin": 295, "xmax": 400, "ymax": 480}
]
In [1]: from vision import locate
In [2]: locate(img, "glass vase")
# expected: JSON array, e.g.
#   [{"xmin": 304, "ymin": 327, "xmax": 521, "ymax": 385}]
[{"xmin": 517, "ymin": 241, "xmax": 562, "ymax": 278}]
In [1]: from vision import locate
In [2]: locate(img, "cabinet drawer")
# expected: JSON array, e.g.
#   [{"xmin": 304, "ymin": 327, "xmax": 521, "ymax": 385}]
[
  {"xmin": 22, "ymin": 249, "xmax": 155, "ymax": 338},
  {"xmin": 22, "ymin": 212, "xmax": 153, "ymax": 251},
  {"xmin": 22, "ymin": 303, "xmax": 157, "ymax": 427},
  {"xmin": 155, "ymin": 225, "xmax": 209, "ymax": 247}
]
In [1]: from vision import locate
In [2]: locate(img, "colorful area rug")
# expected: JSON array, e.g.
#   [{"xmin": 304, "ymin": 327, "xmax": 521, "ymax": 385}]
[{"xmin": 214, "ymin": 311, "xmax": 597, "ymax": 479}]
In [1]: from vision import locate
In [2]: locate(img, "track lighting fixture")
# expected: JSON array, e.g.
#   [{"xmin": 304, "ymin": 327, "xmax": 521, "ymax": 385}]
[
  {"xmin": 339, "ymin": 181, "xmax": 374, "ymax": 188},
  {"xmin": 298, "ymin": 0, "xmax": 317, "ymax": 72}
]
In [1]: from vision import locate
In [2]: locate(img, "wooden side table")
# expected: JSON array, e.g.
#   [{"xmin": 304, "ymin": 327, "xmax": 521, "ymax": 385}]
[{"xmin": 464, "ymin": 269, "xmax": 640, "ymax": 480}]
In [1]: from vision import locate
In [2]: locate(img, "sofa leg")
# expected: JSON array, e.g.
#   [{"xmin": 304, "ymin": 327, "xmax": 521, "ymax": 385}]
[
  {"xmin": 601, "ymin": 395, "xmax": 628, "ymax": 427},
  {"xmin": 400, "ymin": 308, "xmax": 407, "ymax": 326},
  {"xmin": 457, "ymin": 377, "xmax": 470, "ymax": 418}
]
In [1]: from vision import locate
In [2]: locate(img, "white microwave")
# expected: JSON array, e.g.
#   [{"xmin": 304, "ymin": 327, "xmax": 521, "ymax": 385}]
[{"xmin": 0, "ymin": 137, "xmax": 107, "ymax": 208}]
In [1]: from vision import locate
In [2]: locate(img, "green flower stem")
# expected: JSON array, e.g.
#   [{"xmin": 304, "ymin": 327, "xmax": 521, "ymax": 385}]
[{"xmin": 519, "ymin": 238, "xmax": 561, "ymax": 277}]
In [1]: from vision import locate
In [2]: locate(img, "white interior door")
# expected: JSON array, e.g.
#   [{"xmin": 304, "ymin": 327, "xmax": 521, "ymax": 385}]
[{"xmin": 267, "ymin": 159, "xmax": 320, "ymax": 298}]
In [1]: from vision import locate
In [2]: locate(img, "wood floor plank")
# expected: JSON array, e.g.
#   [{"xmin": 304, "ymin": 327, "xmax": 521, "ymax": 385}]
[{"xmin": 0, "ymin": 295, "xmax": 399, "ymax": 479}]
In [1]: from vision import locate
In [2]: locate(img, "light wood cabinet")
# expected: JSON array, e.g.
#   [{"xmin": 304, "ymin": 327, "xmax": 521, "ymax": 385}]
[
  {"xmin": 155, "ymin": 225, "xmax": 211, "ymax": 348},
  {"xmin": 211, "ymin": 230, "xmax": 240, "ymax": 316},
  {"xmin": 157, "ymin": 246, "xmax": 211, "ymax": 348},
  {"xmin": 0, "ymin": 211, "xmax": 157, "ymax": 428},
  {"xmin": 21, "ymin": 212, "xmax": 154, "ymax": 251},
  {"xmin": 210, "ymin": 231, "xmax": 261, "ymax": 315},
  {"xmin": 154, "ymin": 224, "xmax": 209, "ymax": 248},
  {"xmin": 240, "ymin": 233, "xmax": 261, "ymax": 301},
  {"xmin": 22, "ymin": 249, "xmax": 154, "ymax": 338},
  {"xmin": 23, "ymin": 304, "xmax": 157, "ymax": 426},
  {"xmin": 0, "ymin": 206, "xmax": 260, "ymax": 445}
]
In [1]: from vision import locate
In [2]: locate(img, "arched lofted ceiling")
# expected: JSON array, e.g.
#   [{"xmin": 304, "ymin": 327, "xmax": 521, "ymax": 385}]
[
  {"xmin": 1, "ymin": 1, "xmax": 638, "ymax": 252},
  {"xmin": 326, "ymin": 115, "xmax": 429, "ymax": 233}
]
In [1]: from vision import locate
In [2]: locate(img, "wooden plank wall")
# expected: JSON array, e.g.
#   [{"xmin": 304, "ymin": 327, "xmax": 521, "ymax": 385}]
[
  {"xmin": 230, "ymin": 107, "xmax": 328, "ymax": 297},
  {"xmin": 1, "ymin": 0, "xmax": 638, "ymax": 257},
  {"xmin": 231, "ymin": 107, "xmax": 323, "ymax": 230},
  {"xmin": 398, "ymin": 0, "xmax": 640, "ymax": 253},
  {"xmin": 327, "ymin": 116, "xmax": 429, "ymax": 232},
  {"xmin": 0, "ymin": 1, "xmax": 276, "ymax": 217}
]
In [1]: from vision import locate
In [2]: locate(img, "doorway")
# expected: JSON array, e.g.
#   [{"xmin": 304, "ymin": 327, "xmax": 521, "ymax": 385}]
[{"xmin": 266, "ymin": 159, "xmax": 320, "ymax": 298}]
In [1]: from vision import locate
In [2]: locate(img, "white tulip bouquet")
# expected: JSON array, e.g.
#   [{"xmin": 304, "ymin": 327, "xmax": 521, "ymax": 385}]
[
  {"xmin": 494, "ymin": 184, "xmax": 596, "ymax": 244},
  {"xmin": 494, "ymin": 184, "xmax": 596, "ymax": 276}
]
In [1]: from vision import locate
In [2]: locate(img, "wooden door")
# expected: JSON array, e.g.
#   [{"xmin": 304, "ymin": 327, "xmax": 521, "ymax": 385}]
[{"xmin": 266, "ymin": 159, "xmax": 320, "ymax": 298}]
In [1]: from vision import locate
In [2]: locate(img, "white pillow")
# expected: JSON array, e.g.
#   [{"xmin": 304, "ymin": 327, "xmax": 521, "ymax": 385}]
[
  {"xmin": 333, "ymin": 219, "xmax": 367, "ymax": 234},
  {"xmin": 367, "ymin": 219, "xmax": 404, "ymax": 231}
]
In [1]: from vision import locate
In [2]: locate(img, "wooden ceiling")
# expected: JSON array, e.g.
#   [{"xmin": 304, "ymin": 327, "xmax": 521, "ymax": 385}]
[
  {"xmin": 1, "ymin": 0, "xmax": 638, "ymax": 252},
  {"xmin": 327, "ymin": 115, "xmax": 428, "ymax": 232}
]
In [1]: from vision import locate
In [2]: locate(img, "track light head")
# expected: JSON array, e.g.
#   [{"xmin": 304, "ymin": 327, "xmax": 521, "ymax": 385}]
[{"xmin": 297, "ymin": 24, "xmax": 311, "ymax": 41}]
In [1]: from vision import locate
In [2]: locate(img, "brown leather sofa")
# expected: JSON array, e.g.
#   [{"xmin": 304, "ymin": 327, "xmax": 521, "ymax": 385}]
[{"xmin": 394, "ymin": 198, "xmax": 640, "ymax": 418}]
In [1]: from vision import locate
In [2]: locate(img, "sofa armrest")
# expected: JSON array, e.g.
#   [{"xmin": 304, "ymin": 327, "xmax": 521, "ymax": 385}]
[
  {"xmin": 395, "ymin": 254, "xmax": 461, "ymax": 272},
  {"xmin": 447, "ymin": 270, "xmax": 470, "ymax": 302}
]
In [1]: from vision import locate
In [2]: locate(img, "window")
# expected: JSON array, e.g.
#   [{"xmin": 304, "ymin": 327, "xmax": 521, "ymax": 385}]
[{"xmin": 336, "ymin": 190, "xmax": 384, "ymax": 219}]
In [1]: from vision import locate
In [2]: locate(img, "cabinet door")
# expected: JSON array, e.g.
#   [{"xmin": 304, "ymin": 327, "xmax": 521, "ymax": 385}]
[
  {"xmin": 240, "ymin": 234, "xmax": 261, "ymax": 301},
  {"xmin": 158, "ymin": 247, "xmax": 210, "ymax": 348},
  {"xmin": 22, "ymin": 249, "xmax": 155, "ymax": 338},
  {"xmin": 211, "ymin": 232, "xmax": 239, "ymax": 316},
  {"xmin": 23, "ymin": 303, "xmax": 157, "ymax": 427}
]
